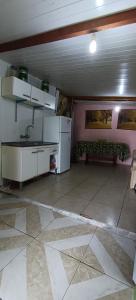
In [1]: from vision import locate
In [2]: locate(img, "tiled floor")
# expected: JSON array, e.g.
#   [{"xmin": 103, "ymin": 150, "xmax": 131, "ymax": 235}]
[
  {"xmin": 0, "ymin": 193, "xmax": 135, "ymax": 299},
  {"xmin": 3, "ymin": 162, "xmax": 136, "ymax": 233}
]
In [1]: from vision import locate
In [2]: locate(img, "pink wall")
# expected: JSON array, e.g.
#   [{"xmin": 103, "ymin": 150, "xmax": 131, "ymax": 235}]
[{"xmin": 73, "ymin": 103, "xmax": 136, "ymax": 165}]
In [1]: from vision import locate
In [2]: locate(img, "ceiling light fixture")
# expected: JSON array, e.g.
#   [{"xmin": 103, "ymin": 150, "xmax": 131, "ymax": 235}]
[
  {"xmin": 96, "ymin": 0, "xmax": 104, "ymax": 7},
  {"xmin": 119, "ymin": 78, "xmax": 125, "ymax": 95},
  {"xmin": 119, "ymin": 84, "xmax": 124, "ymax": 95},
  {"xmin": 89, "ymin": 34, "xmax": 97, "ymax": 54},
  {"xmin": 115, "ymin": 106, "xmax": 121, "ymax": 113}
]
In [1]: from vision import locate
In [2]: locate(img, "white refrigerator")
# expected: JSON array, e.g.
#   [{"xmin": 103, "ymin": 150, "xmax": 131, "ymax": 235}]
[{"xmin": 43, "ymin": 116, "xmax": 72, "ymax": 173}]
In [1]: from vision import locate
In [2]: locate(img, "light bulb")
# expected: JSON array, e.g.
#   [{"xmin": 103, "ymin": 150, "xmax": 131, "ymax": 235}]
[
  {"xmin": 96, "ymin": 0, "xmax": 104, "ymax": 7},
  {"xmin": 89, "ymin": 36, "xmax": 97, "ymax": 54},
  {"xmin": 119, "ymin": 84, "xmax": 124, "ymax": 95},
  {"xmin": 115, "ymin": 106, "xmax": 121, "ymax": 113}
]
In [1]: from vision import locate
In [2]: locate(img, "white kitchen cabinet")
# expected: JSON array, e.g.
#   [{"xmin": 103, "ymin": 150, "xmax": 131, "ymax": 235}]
[
  {"xmin": 31, "ymin": 86, "xmax": 44, "ymax": 106},
  {"xmin": 37, "ymin": 148, "xmax": 50, "ymax": 175},
  {"xmin": 1, "ymin": 145, "xmax": 53, "ymax": 184},
  {"xmin": 2, "ymin": 146, "xmax": 38, "ymax": 182},
  {"xmin": 2, "ymin": 76, "xmax": 31, "ymax": 101},
  {"xmin": 1, "ymin": 76, "xmax": 56, "ymax": 110},
  {"xmin": 31, "ymin": 87, "xmax": 56, "ymax": 110},
  {"xmin": 21, "ymin": 148, "xmax": 38, "ymax": 181},
  {"xmin": 43, "ymin": 92, "xmax": 56, "ymax": 110}
]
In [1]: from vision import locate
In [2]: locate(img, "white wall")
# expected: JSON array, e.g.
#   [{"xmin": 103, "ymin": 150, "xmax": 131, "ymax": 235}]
[{"xmin": 0, "ymin": 59, "xmax": 55, "ymax": 143}]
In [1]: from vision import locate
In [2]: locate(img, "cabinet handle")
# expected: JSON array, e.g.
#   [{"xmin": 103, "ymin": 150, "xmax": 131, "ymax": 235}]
[
  {"xmin": 32, "ymin": 97, "xmax": 39, "ymax": 102},
  {"xmin": 32, "ymin": 151, "xmax": 38, "ymax": 154},
  {"xmin": 23, "ymin": 94, "xmax": 30, "ymax": 98},
  {"xmin": 44, "ymin": 103, "xmax": 51, "ymax": 106},
  {"xmin": 38, "ymin": 150, "xmax": 45, "ymax": 153}
]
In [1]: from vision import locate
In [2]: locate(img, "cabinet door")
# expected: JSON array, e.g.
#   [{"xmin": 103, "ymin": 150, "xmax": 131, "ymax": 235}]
[
  {"xmin": 2, "ymin": 77, "xmax": 31, "ymax": 101},
  {"xmin": 37, "ymin": 148, "xmax": 50, "ymax": 176},
  {"xmin": 13, "ymin": 77, "xmax": 31, "ymax": 101},
  {"xmin": 22, "ymin": 148, "xmax": 37, "ymax": 181},
  {"xmin": 43, "ymin": 92, "xmax": 56, "ymax": 110},
  {"xmin": 31, "ymin": 86, "xmax": 44, "ymax": 106}
]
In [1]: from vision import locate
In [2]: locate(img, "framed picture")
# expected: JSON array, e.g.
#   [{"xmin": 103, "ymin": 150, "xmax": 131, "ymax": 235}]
[
  {"xmin": 117, "ymin": 109, "xmax": 136, "ymax": 130},
  {"xmin": 57, "ymin": 94, "xmax": 72, "ymax": 117},
  {"xmin": 85, "ymin": 110, "xmax": 112, "ymax": 129}
]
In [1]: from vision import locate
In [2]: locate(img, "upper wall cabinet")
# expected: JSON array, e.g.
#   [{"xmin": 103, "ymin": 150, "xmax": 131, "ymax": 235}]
[
  {"xmin": 1, "ymin": 76, "xmax": 56, "ymax": 110},
  {"xmin": 2, "ymin": 76, "xmax": 31, "ymax": 101},
  {"xmin": 42, "ymin": 93, "xmax": 56, "ymax": 110},
  {"xmin": 31, "ymin": 86, "xmax": 44, "ymax": 106}
]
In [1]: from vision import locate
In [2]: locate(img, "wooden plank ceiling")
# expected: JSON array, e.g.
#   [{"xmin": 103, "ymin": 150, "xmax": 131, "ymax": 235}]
[
  {"xmin": 0, "ymin": 0, "xmax": 135, "ymax": 43},
  {"xmin": 0, "ymin": 0, "xmax": 136, "ymax": 98},
  {"xmin": 0, "ymin": 9, "xmax": 136, "ymax": 52}
]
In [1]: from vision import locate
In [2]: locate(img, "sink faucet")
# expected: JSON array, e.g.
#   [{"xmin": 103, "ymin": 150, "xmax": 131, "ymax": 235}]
[{"xmin": 20, "ymin": 124, "xmax": 34, "ymax": 139}]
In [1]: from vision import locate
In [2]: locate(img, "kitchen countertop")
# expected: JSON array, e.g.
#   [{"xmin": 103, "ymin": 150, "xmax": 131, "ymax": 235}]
[{"xmin": 2, "ymin": 141, "xmax": 58, "ymax": 147}]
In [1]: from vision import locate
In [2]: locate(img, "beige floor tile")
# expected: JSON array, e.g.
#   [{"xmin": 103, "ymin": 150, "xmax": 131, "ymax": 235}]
[
  {"xmin": 14, "ymin": 177, "xmax": 55, "ymax": 198},
  {"xmin": 0, "ymin": 164, "xmax": 135, "ymax": 300},
  {"xmin": 82, "ymin": 227, "xmax": 135, "ymax": 286},
  {"xmin": 37, "ymin": 215, "xmax": 96, "ymax": 261},
  {"xmin": 64, "ymin": 262, "xmax": 133, "ymax": 300},
  {"xmin": 0, "ymin": 223, "xmax": 33, "ymax": 271},
  {"xmin": 0, "ymin": 213, "xmax": 16, "ymax": 228},
  {"xmin": 92, "ymin": 189, "xmax": 124, "ymax": 210},
  {"xmin": 82, "ymin": 176, "xmax": 108, "ymax": 186},
  {"xmin": 57, "ymin": 176, "xmax": 83, "ymax": 185},
  {"xmin": 93, "ymin": 199, "xmax": 123, "ymax": 211},
  {"xmin": 72, "ymin": 262, "xmax": 102, "ymax": 284},
  {"xmin": 101, "ymin": 184, "xmax": 126, "ymax": 194},
  {"xmin": 55, "ymin": 195, "xmax": 91, "ymax": 214},
  {"xmin": 0, "ymin": 239, "xmax": 79, "ymax": 300},
  {"xmin": 118, "ymin": 208, "xmax": 136, "ymax": 233},
  {"xmin": 29, "ymin": 189, "xmax": 62, "ymax": 206},
  {"xmin": 67, "ymin": 184, "xmax": 100, "ymax": 201},
  {"xmin": 125, "ymin": 189, "xmax": 136, "ymax": 200},
  {"xmin": 83, "ymin": 202, "xmax": 120, "ymax": 226},
  {"xmin": 52, "ymin": 182, "xmax": 77, "ymax": 194},
  {"xmin": 123, "ymin": 190, "xmax": 136, "ymax": 211},
  {"xmin": 0, "ymin": 204, "xmax": 62, "ymax": 238},
  {"xmin": 0, "ymin": 198, "xmax": 30, "ymax": 210},
  {"xmin": 98, "ymin": 289, "xmax": 134, "ymax": 300},
  {"xmin": 0, "ymin": 220, "xmax": 9, "ymax": 229},
  {"xmin": 0, "ymin": 163, "xmax": 133, "ymax": 233},
  {"xmin": 106, "ymin": 177, "xmax": 129, "ymax": 188}
]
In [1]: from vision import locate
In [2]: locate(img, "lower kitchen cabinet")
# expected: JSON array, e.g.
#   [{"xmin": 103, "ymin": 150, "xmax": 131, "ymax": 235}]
[
  {"xmin": 2, "ymin": 146, "xmax": 51, "ymax": 183},
  {"xmin": 37, "ymin": 148, "xmax": 50, "ymax": 176},
  {"xmin": 21, "ymin": 148, "xmax": 38, "ymax": 181}
]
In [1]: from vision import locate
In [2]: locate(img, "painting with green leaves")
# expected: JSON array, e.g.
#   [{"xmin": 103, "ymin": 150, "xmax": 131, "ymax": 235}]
[{"xmin": 85, "ymin": 110, "xmax": 112, "ymax": 129}]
